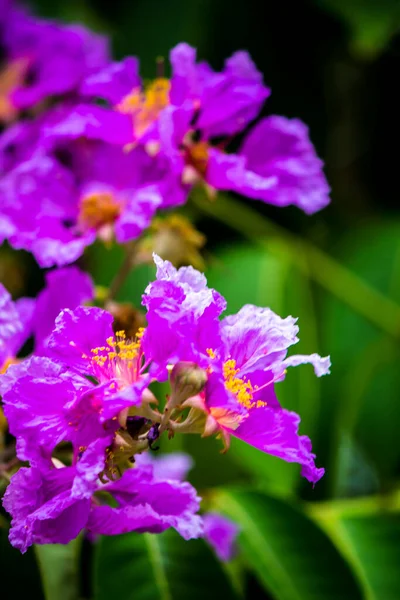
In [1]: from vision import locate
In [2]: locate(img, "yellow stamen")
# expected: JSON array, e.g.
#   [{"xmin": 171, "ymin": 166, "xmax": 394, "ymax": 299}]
[
  {"xmin": 78, "ymin": 192, "xmax": 120, "ymax": 230},
  {"xmin": 0, "ymin": 58, "xmax": 30, "ymax": 123},
  {"xmin": 117, "ymin": 78, "xmax": 170, "ymax": 138},
  {"xmin": 186, "ymin": 140, "xmax": 210, "ymax": 177},
  {"xmin": 222, "ymin": 358, "xmax": 267, "ymax": 410}
]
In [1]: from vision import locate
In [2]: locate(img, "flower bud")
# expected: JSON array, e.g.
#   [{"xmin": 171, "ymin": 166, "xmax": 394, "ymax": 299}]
[
  {"xmin": 170, "ymin": 362, "xmax": 208, "ymax": 407},
  {"xmin": 138, "ymin": 215, "xmax": 205, "ymax": 270}
]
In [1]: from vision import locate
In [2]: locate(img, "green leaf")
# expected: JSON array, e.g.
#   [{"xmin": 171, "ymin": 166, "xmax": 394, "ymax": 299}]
[
  {"xmin": 340, "ymin": 514, "xmax": 400, "ymax": 599},
  {"xmin": 315, "ymin": 0, "xmax": 400, "ymax": 57},
  {"xmin": 94, "ymin": 530, "xmax": 238, "ymax": 600},
  {"xmin": 34, "ymin": 538, "xmax": 82, "ymax": 600},
  {"xmin": 309, "ymin": 496, "xmax": 400, "ymax": 600},
  {"xmin": 322, "ymin": 221, "xmax": 400, "ymax": 488},
  {"xmin": 86, "ymin": 240, "xmax": 155, "ymax": 307},
  {"xmin": 212, "ymin": 489, "xmax": 364, "ymax": 600}
]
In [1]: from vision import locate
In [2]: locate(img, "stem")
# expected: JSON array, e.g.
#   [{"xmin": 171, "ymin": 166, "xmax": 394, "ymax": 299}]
[
  {"xmin": 192, "ymin": 192, "xmax": 400, "ymax": 338},
  {"xmin": 106, "ymin": 241, "xmax": 139, "ymax": 302}
]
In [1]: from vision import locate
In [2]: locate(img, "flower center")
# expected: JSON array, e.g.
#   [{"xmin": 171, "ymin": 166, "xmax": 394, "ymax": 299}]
[
  {"xmin": 117, "ymin": 78, "xmax": 170, "ymax": 138},
  {"xmin": 87, "ymin": 328, "xmax": 145, "ymax": 389},
  {"xmin": 0, "ymin": 58, "xmax": 30, "ymax": 123},
  {"xmin": 78, "ymin": 191, "xmax": 121, "ymax": 231},
  {"xmin": 206, "ymin": 349, "xmax": 267, "ymax": 410},
  {"xmin": 0, "ymin": 356, "xmax": 19, "ymax": 375},
  {"xmin": 185, "ymin": 140, "xmax": 210, "ymax": 177}
]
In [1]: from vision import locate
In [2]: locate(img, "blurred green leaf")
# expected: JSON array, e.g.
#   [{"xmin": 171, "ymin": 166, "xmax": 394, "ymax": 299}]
[
  {"xmin": 315, "ymin": 0, "xmax": 400, "ymax": 57},
  {"xmin": 309, "ymin": 495, "xmax": 400, "ymax": 599},
  {"xmin": 340, "ymin": 514, "xmax": 400, "ymax": 599},
  {"xmin": 0, "ymin": 528, "xmax": 43, "ymax": 599},
  {"xmin": 94, "ymin": 529, "xmax": 238, "ymax": 600},
  {"xmin": 34, "ymin": 539, "xmax": 81, "ymax": 600},
  {"xmin": 212, "ymin": 489, "xmax": 364, "ymax": 600},
  {"xmin": 323, "ymin": 221, "xmax": 400, "ymax": 489},
  {"xmin": 86, "ymin": 241, "xmax": 155, "ymax": 307}
]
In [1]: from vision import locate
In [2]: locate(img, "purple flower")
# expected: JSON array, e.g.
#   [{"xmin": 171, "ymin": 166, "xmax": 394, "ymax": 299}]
[
  {"xmin": 203, "ymin": 513, "xmax": 240, "ymax": 562},
  {"xmin": 0, "ymin": 3, "xmax": 109, "ymax": 121},
  {"xmin": 3, "ymin": 445, "xmax": 202, "ymax": 553},
  {"xmin": 143, "ymin": 257, "xmax": 329, "ymax": 484},
  {"xmin": 0, "ymin": 129, "xmax": 165, "ymax": 266},
  {"xmin": 169, "ymin": 43, "xmax": 269, "ymax": 137},
  {"xmin": 1, "ymin": 302, "xmax": 203, "ymax": 552},
  {"xmin": 78, "ymin": 43, "xmax": 270, "ymax": 205},
  {"xmin": 1, "ymin": 306, "xmax": 153, "ymax": 464},
  {"xmin": 81, "ymin": 56, "xmax": 140, "ymax": 106}
]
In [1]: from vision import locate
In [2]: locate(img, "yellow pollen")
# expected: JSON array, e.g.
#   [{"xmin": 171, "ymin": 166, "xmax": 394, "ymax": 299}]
[
  {"xmin": 84, "ymin": 328, "xmax": 146, "ymax": 368},
  {"xmin": 78, "ymin": 191, "xmax": 121, "ymax": 230},
  {"xmin": 186, "ymin": 140, "xmax": 210, "ymax": 177},
  {"xmin": 117, "ymin": 78, "xmax": 170, "ymax": 137},
  {"xmin": 206, "ymin": 348, "xmax": 216, "ymax": 359},
  {"xmin": 0, "ymin": 58, "xmax": 30, "ymax": 123},
  {"xmin": 1, "ymin": 356, "xmax": 19, "ymax": 375},
  {"xmin": 222, "ymin": 358, "xmax": 267, "ymax": 410}
]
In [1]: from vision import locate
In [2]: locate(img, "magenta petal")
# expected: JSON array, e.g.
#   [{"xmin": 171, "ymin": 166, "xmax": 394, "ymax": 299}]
[
  {"xmin": 33, "ymin": 266, "xmax": 94, "ymax": 351},
  {"xmin": 203, "ymin": 512, "xmax": 240, "ymax": 562},
  {"xmin": 114, "ymin": 185, "xmax": 162, "ymax": 243},
  {"xmin": 88, "ymin": 466, "xmax": 203, "ymax": 540},
  {"xmin": 0, "ymin": 284, "xmax": 23, "ymax": 364},
  {"xmin": 72, "ymin": 437, "xmax": 110, "ymax": 499},
  {"xmin": 220, "ymin": 304, "xmax": 299, "ymax": 374},
  {"xmin": 207, "ymin": 148, "xmax": 277, "ymax": 197},
  {"xmin": 239, "ymin": 116, "xmax": 331, "ymax": 214},
  {"xmin": 3, "ymin": 367, "xmax": 90, "ymax": 463},
  {"xmin": 234, "ymin": 406, "xmax": 324, "ymax": 484},
  {"xmin": 43, "ymin": 104, "xmax": 133, "ymax": 146},
  {"xmin": 2, "ymin": 466, "xmax": 90, "ymax": 553},
  {"xmin": 81, "ymin": 56, "xmax": 140, "ymax": 104},
  {"xmin": 135, "ymin": 452, "xmax": 194, "ymax": 481},
  {"xmin": 47, "ymin": 306, "xmax": 114, "ymax": 376}
]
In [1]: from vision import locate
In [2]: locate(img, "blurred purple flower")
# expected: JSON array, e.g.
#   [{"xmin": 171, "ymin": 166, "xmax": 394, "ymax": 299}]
[
  {"xmin": 0, "ymin": 2, "xmax": 109, "ymax": 121},
  {"xmin": 0, "ymin": 283, "xmax": 35, "ymax": 370},
  {"xmin": 203, "ymin": 513, "xmax": 240, "ymax": 562},
  {"xmin": 207, "ymin": 116, "xmax": 331, "ymax": 214},
  {"xmin": 0, "ymin": 132, "xmax": 166, "ymax": 266},
  {"xmin": 33, "ymin": 266, "xmax": 94, "ymax": 351}
]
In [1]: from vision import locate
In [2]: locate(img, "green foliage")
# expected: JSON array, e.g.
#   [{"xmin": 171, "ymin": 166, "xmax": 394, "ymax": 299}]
[
  {"xmin": 212, "ymin": 489, "xmax": 364, "ymax": 600},
  {"xmin": 34, "ymin": 539, "xmax": 82, "ymax": 600},
  {"xmin": 93, "ymin": 530, "xmax": 238, "ymax": 600},
  {"xmin": 0, "ymin": 528, "xmax": 43, "ymax": 599},
  {"xmin": 315, "ymin": 0, "xmax": 400, "ymax": 57}
]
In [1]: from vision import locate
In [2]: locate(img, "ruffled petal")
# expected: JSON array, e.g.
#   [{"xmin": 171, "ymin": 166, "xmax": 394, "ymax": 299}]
[
  {"xmin": 33, "ymin": 266, "xmax": 94, "ymax": 351},
  {"xmin": 88, "ymin": 465, "xmax": 203, "ymax": 540},
  {"xmin": 47, "ymin": 306, "xmax": 114, "ymax": 376},
  {"xmin": 234, "ymin": 405, "xmax": 324, "ymax": 484},
  {"xmin": 220, "ymin": 304, "xmax": 299, "ymax": 375}
]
